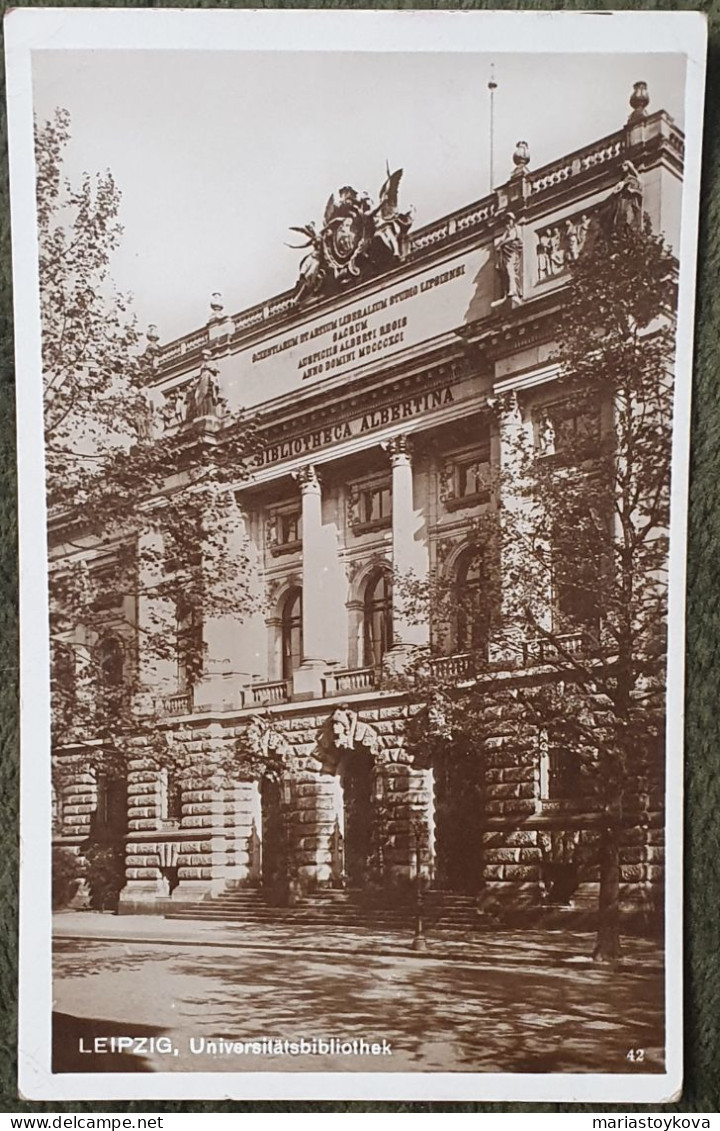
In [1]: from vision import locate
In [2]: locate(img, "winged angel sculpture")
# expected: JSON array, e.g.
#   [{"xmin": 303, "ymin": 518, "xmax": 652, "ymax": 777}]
[{"xmin": 288, "ymin": 167, "xmax": 414, "ymax": 304}]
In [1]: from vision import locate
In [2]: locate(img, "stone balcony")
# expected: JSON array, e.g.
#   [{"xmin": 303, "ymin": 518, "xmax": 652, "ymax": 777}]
[{"xmin": 159, "ymin": 633, "xmax": 589, "ymax": 717}]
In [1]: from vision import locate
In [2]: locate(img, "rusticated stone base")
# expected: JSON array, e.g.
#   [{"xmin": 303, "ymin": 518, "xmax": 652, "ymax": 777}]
[{"xmin": 57, "ymin": 689, "xmax": 665, "ymax": 926}]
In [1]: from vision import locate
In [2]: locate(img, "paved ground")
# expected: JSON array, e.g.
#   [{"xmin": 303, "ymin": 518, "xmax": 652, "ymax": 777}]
[{"xmin": 53, "ymin": 912, "xmax": 665, "ymax": 1075}]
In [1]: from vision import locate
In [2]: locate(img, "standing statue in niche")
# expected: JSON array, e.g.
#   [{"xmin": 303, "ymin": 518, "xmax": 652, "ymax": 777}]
[
  {"xmin": 538, "ymin": 413, "xmax": 556, "ymax": 457},
  {"xmin": 184, "ymin": 352, "xmax": 223, "ymax": 423},
  {"xmin": 494, "ymin": 212, "xmax": 524, "ymax": 303},
  {"xmin": 603, "ymin": 161, "xmax": 643, "ymax": 236},
  {"xmin": 564, "ymin": 218, "xmax": 581, "ymax": 263},
  {"xmin": 136, "ymin": 390, "xmax": 156, "ymax": 442},
  {"xmin": 574, "ymin": 213, "xmax": 592, "ymax": 257},
  {"xmin": 549, "ymin": 227, "xmax": 565, "ymax": 273},
  {"xmin": 536, "ymin": 231, "xmax": 552, "ymax": 281}
]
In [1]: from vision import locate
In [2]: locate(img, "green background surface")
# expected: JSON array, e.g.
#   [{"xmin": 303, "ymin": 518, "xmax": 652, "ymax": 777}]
[{"xmin": 0, "ymin": 0, "xmax": 718, "ymax": 1114}]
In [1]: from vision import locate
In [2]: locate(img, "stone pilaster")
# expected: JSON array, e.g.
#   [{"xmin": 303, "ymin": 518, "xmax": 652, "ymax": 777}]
[
  {"xmin": 284, "ymin": 771, "xmax": 340, "ymax": 894},
  {"xmin": 384, "ymin": 435, "xmax": 429, "ymax": 661},
  {"xmin": 491, "ymin": 390, "xmax": 543, "ymax": 660}
]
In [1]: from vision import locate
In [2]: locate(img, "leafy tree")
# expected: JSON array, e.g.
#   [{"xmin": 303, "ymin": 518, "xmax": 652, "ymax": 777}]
[
  {"xmin": 397, "ymin": 214, "xmax": 676, "ymax": 963},
  {"xmin": 40, "ymin": 110, "xmax": 261, "ymax": 790}
]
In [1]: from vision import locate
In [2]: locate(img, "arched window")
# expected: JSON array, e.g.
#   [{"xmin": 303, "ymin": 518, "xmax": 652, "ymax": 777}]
[
  {"xmin": 97, "ymin": 634, "xmax": 125, "ymax": 715},
  {"xmin": 159, "ymin": 767, "xmax": 183, "ymax": 823},
  {"xmin": 176, "ymin": 600, "xmax": 203, "ymax": 691},
  {"xmin": 52, "ymin": 642, "xmax": 76, "ymax": 733},
  {"xmin": 455, "ymin": 548, "xmax": 487, "ymax": 654},
  {"xmin": 95, "ymin": 772, "xmax": 128, "ymax": 835},
  {"xmin": 281, "ymin": 588, "xmax": 303, "ymax": 680},
  {"xmin": 363, "ymin": 570, "xmax": 393, "ymax": 668},
  {"xmin": 99, "ymin": 634, "xmax": 124, "ymax": 686}
]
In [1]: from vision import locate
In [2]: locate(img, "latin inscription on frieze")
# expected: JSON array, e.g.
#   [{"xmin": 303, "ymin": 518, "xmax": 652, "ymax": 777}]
[{"xmin": 251, "ymin": 264, "xmax": 467, "ymax": 381}]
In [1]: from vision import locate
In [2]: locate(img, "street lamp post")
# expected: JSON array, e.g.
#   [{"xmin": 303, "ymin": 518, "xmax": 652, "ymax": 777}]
[{"xmin": 411, "ymin": 820, "xmax": 428, "ymax": 952}]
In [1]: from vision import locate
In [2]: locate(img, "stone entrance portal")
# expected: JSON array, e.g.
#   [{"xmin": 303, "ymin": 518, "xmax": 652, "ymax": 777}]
[
  {"xmin": 433, "ymin": 745, "xmax": 484, "ymax": 893},
  {"xmin": 260, "ymin": 777, "xmax": 286, "ymax": 900},
  {"xmin": 340, "ymin": 749, "xmax": 374, "ymax": 888}
]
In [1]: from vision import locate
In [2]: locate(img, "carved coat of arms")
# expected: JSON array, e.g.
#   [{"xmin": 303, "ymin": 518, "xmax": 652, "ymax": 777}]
[{"xmin": 288, "ymin": 168, "xmax": 413, "ymax": 304}]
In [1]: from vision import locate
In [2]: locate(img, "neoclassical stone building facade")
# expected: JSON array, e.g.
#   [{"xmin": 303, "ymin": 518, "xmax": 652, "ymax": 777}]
[{"xmin": 51, "ymin": 88, "xmax": 682, "ymax": 920}]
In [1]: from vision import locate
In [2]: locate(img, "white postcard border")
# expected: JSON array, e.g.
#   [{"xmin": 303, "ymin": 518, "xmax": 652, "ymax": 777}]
[{"xmin": 6, "ymin": 7, "xmax": 707, "ymax": 1103}]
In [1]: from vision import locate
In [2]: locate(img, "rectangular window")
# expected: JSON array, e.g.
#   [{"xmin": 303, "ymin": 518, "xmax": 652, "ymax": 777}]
[
  {"xmin": 278, "ymin": 511, "xmax": 301, "ymax": 545},
  {"xmin": 537, "ymin": 399, "xmax": 601, "ymax": 460},
  {"xmin": 350, "ymin": 478, "xmax": 393, "ymax": 533},
  {"xmin": 550, "ymin": 504, "xmax": 605, "ymax": 636},
  {"xmin": 441, "ymin": 437, "xmax": 492, "ymax": 511},
  {"xmin": 556, "ymin": 408, "xmax": 599, "ymax": 452},
  {"xmin": 457, "ymin": 458, "xmax": 490, "ymax": 499},
  {"xmin": 159, "ymin": 768, "xmax": 183, "ymax": 823},
  {"xmin": 363, "ymin": 485, "xmax": 391, "ymax": 524},
  {"xmin": 268, "ymin": 505, "xmax": 302, "ymax": 555},
  {"xmin": 95, "ymin": 774, "xmax": 128, "ymax": 833},
  {"xmin": 539, "ymin": 729, "xmax": 595, "ymax": 802},
  {"xmin": 176, "ymin": 601, "xmax": 203, "ymax": 690}
]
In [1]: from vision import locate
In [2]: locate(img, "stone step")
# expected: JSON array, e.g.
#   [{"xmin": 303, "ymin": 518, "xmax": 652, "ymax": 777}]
[
  {"xmin": 164, "ymin": 911, "xmax": 478, "ymax": 932},
  {"xmin": 165, "ymin": 906, "xmax": 482, "ymax": 929},
  {"xmin": 168, "ymin": 910, "xmax": 396, "ymax": 921},
  {"xmin": 165, "ymin": 886, "xmax": 484, "ymax": 930},
  {"xmin": 208, "ymin": 898, "xmax": 270, "ymax": 907}
]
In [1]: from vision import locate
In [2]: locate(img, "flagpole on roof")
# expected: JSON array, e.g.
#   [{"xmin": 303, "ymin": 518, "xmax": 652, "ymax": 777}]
[{"xmin": 488, "ymin": 64, "xmax": 497, "ymax": 194}]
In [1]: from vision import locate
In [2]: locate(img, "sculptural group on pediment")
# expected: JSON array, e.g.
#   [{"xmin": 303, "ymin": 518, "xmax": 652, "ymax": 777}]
[
  {"xmin": 536, "ymin": 162, "xmax": 645, "ymax": 282},
  {"xmin": 289, "ymin": 168, "xmax": 414, "ymax": 304},
  {"xmin": 536, "ymin": 214, "xmax": 592, "ymax": 281}
]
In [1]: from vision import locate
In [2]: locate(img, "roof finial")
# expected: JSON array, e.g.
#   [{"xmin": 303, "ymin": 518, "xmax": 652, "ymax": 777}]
[
  {"xmin": 511, "ymin": 140, "xmax": 530, "ymax": 179},
  {"xmin": 628, "ymin": 81, "xmax": 650, "ymax": 124},
  {"xmin": 209, "ymin": 292, "xmax": 224, "ymax": 321}
]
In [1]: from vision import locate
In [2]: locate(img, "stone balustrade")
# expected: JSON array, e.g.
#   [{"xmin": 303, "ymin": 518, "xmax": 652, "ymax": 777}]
[
  {"xmin": 247, "ymin": 679, "xmax": 290, "ymax": 707},
  {"xmin": 155, "ymin": 113, "xmax": 683, "ymax": 372},
  {"xmin": 522, "ymin": 632, "xmax": 586, "ymax": 666},
  {"xmin": 328, "ymin": 667, "xmax": 376, "ymax": 694},
  {"xmin": 163, "ymin": 691, "xmax": 193, "ymax": 716},
  {"xmin": 427, "ymin": 653, "xmax": 475, "ymax": 681}
]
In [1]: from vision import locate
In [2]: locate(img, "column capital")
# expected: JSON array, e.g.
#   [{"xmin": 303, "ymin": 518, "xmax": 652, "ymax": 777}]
[
  {"xmin": 382, "ymin": 433, "xmax": 412, "ymax": 467},
  {"xmin": 486, "ymin": 389, "xmax": 520, "ymax": 421},
  {"xmin": 293, "ymin": 464, "xmax": 321, "ymax": 493}
]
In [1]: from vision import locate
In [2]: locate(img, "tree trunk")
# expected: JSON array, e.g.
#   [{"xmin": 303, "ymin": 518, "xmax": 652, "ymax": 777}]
[{"xmin": 593, "ymin": 818, "xmax": 622, "ymax": 964}]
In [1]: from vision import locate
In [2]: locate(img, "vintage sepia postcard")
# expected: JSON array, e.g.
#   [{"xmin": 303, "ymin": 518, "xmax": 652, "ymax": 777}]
[{"xmin": 6, "ymin": 8, "xmax": 706, "ymax": 1103}]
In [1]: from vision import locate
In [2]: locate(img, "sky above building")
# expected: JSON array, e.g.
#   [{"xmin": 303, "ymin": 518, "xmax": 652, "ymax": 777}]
[{"xmin": 32, "ymin": 48, "xmax": 686, "ymax": 344}]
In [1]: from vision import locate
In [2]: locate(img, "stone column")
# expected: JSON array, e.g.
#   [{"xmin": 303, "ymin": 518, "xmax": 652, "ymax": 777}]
[
  {"xmin": 292, "ymin": 465, "xmax": 327, "ymax": 697},
  {"xmin": 491, "ymin": 389, "xmax": 543, "ymax": 661},
  {"xmin": 385, "ymin": 435, "xmax": 429, "ymax": 662}
]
